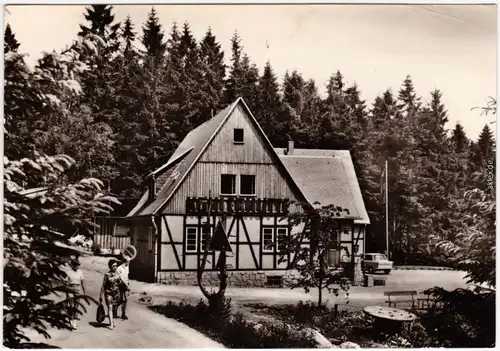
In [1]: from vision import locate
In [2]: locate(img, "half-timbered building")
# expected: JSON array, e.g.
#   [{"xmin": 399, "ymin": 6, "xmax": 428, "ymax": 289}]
[{"xmin": 126, "ymin": 98, "xmax": 369, "ymax": 286}]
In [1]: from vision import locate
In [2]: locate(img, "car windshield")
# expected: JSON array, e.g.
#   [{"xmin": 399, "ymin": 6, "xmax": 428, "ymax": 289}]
[{"xmin": 374, "ymin": 254, "xmax": 388, "ymax": 260}]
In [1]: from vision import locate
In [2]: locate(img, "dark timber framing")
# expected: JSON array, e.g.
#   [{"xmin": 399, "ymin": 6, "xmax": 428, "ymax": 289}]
[
  {"xmin": 157, "ymin": 214, "xmax": 364, "ymax": 274},
  {"xmin": 162, "ymin": 216, "xmax": 182, "ymax": 270}
]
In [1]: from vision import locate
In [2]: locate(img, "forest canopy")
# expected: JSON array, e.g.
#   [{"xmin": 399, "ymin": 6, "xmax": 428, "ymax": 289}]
[{"xmin": 4, "ymin": 5, "xmax": 496, "ymax": 266}]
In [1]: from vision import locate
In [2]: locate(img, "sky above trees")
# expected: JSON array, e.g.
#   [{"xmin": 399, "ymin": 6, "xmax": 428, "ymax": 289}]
[{"xmin": 4, "ymin": 4, "xmax": 496, "ymax": 139}]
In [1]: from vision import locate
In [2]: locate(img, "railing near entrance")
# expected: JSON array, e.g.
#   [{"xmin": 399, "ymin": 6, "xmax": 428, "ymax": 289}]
[{"xmin": 186, "ymin": 197, "xmax": 290, "ymax": 215}]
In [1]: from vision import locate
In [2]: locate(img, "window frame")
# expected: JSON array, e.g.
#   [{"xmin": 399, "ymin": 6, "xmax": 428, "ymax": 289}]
[
  {"xmin": 276, "ymin": 227, "xmax": 288, "ymax": 252},
  {"xmin": 200, "ymin": 226, "xmax": 213, "ymax": 252},
  {"xmin": 233, "ymin": 128, "xmax": 244, "ymax": 144},
  {"xmin": 239, "ymin": 174, "xmax": 256, "ymax": 196},
  {"xmin": 185, "ymin": 227, "xmax": 198, "ymax": 253},
  {"xmin": 220, "ymin": 174, "xmax": 237, "ymax": 196},
  {"xmin": 262, "ymin": 227, "xmax": 274, "ymax": 253}
]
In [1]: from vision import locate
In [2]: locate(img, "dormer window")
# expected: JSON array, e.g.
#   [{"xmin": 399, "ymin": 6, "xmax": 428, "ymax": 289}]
[{"xmin": 233, "ymin": 128, "xmax": 244, "ymax": 144}]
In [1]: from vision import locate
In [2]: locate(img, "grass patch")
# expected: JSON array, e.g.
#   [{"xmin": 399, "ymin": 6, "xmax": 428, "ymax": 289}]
[{"xmin": 150, "ymin": 298, "xmax": 317, "ymax": 348}]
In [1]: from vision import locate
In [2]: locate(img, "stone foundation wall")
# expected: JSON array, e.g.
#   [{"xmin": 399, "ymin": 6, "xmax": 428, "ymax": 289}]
[{"xmin": 157, "ymin": 270, "xmax": 302, "ymax": 287}]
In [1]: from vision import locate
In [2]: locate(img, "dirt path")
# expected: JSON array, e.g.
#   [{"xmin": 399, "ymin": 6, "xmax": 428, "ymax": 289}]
[
  {"xmin": 24, "ymin": 264, "xmax": 224, "ymax": 348},
  {"xmin": 24, "ymin": 255, "xmax": 467, "ymax": 348}
]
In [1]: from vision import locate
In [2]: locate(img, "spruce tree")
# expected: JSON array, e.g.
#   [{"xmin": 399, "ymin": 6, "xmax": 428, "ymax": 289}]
[
  {"xmin": 76, "ymin": 4, "xmax": 124, "ymax": 193},
  {"xmin": 4, "ymin": 23, "xmax": 20, "ymax": 53},
  {"xmin": 78, "ymin": 5, "xmax": 120, "ymax": 45},
  {"xmin": 474, "ymin": 124, "xmax": 495, "ymax": 163},
  {"xmin": 345, "ymin": 83, "xmax": 368, "ymax": 130},
  {"xmin": 276, "ymin": 70, "xmax": 305, "ymax": 145},
  {"xmin": 255, "ymin": 61, "xmax": 282, "ymax": 143},
  {"xmin": 397, "ymin": 75, "xmax": 421, "ymax": 117},
  {"xmin": 199, "ymin": 27, "xmax": 226, "ymax": 118},
  {"xmin": 324, "ymin": 70, "xmax": 346, "ymax": 113},
  {"xmin": 166, "ymin": 22, "xmax": 182, "ymax": 68},
  {"xmin": 179, "ymin": 22, "xmax": 198, "ymax": 67},
  {"xmin": 239, "ymin": 54, "xmax": 260, "ymax": 109},
  {"xmin": 121, "ymin": 15, "xmax": 136, "ymax": 57},
  {"xmin": 141, "ymin": 7, "xmax": 167, "ymax": 59},
  {"xmin": 429, "ymin": 89, "xmax": 449, "ymax": 140},
  {"xmin": 371, "ymin": 90, "xmax": 397, "ymax": 129},
  {"xmin": 295, "ymin": 79, "xmax": 322, "ymax": 147},
  {"xmin": 223, "ymin": 31, "xmax": 244, "ymax": 104},
  {"xmin": 111, "ymin": 16, "xmax": 152, "ymax": 196},
  {"xmin": 451, "ymin": 122, "xmax": 469, "ymax": 154}
]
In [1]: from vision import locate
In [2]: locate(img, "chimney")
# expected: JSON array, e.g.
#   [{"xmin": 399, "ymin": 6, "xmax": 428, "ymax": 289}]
[{"xmin": 287, "ymin": 140, "xmax": 294, "ymax": 155}]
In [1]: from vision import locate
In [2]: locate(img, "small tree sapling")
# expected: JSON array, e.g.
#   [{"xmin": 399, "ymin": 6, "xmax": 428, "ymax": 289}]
[{"xmin": 279, "ymin": 202, "xmax": 351, "ymax": 307}]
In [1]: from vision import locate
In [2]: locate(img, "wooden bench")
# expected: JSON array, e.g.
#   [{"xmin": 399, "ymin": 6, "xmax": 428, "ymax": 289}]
[
  {"xmin": 384, "ymin": 291, "xmax": 417, "ymax": 308},
  {"xmin": 417, "ymin": 289, "xmax": 443, "ymax": 311}
]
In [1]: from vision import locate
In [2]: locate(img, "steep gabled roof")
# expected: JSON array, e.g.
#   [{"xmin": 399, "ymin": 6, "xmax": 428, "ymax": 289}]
[
  {"xmin": 127, "ymin": 102, "xmax": 234, "ymax": 217},
  {"xmin": 274, "ymin": 148, "xmax": 370, "ymax": 224},
  {"xmin": 127, "ymin": 98, "xmax": 309, "ymax": 217},
  {"xmin": 128, "ymin": 98, "xmax": 369, "ymax": 225}
]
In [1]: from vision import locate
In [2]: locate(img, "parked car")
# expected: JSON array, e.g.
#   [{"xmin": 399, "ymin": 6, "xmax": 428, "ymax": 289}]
[{"xmin": 362, "ymin": 253, "xmax": 393, "ymax": 274}]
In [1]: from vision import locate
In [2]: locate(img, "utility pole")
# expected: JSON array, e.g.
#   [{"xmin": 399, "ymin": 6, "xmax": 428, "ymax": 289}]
[{"xmin": 385, "ymin": 160, "xmax": 390, "ymax": 259}]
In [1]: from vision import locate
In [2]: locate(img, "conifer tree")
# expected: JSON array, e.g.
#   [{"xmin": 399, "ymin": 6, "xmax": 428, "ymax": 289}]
[
  {"xmin": 324, "ymin": 70, "xmax": 346, "ymax": 114},
  {"xmin": 397, "ymin": 75, "xmax": 421, "ymax": 117},
  {"xmin": 451, "ymin": 122, "xmax": 469, "ymax": 154},
  {"xmin": 295, "ymin": 79, "xmax": 322, "ymax": 147},
  {"xmin": 166, "ymin": 22, "xmax": 182, "ymax": 69},
  {"xmin": 178, "ymin": 22, "xmax": 198, "ymax": 67},
  {"xmin": 199, "ymin": 27, "xmax": 226, "ymax": 119},
  {"xmin": 141, "ymin": 7, "xmax": 167, "ymax": 59},
  {"xmin": 344, "ymin": 83, "xmax": 368, "ymax": 130},
  {"xmin": 121, "ymin": 15, "xmax": 136, "ymax": 57},
  {"xmin": 327, "ymin": 70, "xmax": 345, "ymax": 98},
  {"xmin": 223, "ymin": 31, "xmax": 244, "ymax": 104},
  {"xmin": 429, "ymin": 89, "xmax": 449, "ymax": 139},
  {"xmin": 4, "ymin": 23, "xmax": 20, "ymax": 53},
  {"xmin": 162, "ymin": 22, "xmax": 204, "ymax": 137},
  {"xmin": 255, "ymin": 61, "xmax": 283, "ymax": 144},
  {"xmin": 317, "ymin": 71, "xmax": 366, "ymax": 150},
  {"xmin": 76, "ymin": 5, "xmax": 124, "ymax": 193},
  {"xmin": 78, "ymin": 5, "xmax": 120, "ymax": 45},
  {"xmin": 238, "ymin": 54, "xmax": 260, "ymax": 109},
  {"xmin": 371, "ymin": 89, "xmax": 397, "ymax": 128},
  {"xmin": 473, "ymin": 124, "xmax": 495, "ymax": 165},
  {"xmin": 111, "ymin": 16, "xmax": 152, "ymax": 196}
]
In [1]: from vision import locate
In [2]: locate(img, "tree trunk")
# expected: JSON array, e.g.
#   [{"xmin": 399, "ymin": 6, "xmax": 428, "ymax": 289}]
[
  {"xmin": 317, "ymin": 248, "xmax": 325, "ymax": 307},
  {"xmin": 318, "ymin": 280, "xmax": 323, "ymax": 307}
]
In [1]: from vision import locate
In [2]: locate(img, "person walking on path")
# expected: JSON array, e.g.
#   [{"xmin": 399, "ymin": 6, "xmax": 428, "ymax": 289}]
[
  {"xmin": 65, "ymin": 258, "xmax": 86, "ymax": 330},
  {"xmin": 116, "ymin": 255, "xmax": 130, "ymax": 320},
  {"xmin": 99, "ymin": 259, "xmax": 124, "ymax": 329}
]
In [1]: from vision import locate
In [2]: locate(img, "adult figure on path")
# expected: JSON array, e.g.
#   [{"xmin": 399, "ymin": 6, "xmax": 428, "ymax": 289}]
[
  {"xmin": 66, "ymin": 258, "xmax": 86, "ymax": 330},
  {"xmin": 99, "ymin": 259, "xmax": 123, "ymax": 329},
  {"xmin": 116, "ymin": 255, "xmax": 130, "ymax": 320}
]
